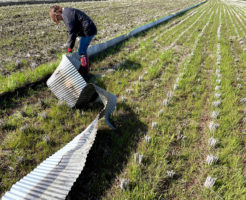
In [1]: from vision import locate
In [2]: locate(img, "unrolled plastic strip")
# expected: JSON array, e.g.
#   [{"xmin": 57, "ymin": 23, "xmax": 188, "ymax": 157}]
[{"xmin": 2, "ymin": 55, "xmax": 117, "ymax": 200}]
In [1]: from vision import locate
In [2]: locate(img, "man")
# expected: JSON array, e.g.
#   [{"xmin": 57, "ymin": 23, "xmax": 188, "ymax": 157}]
[{"xmin": 49, "ymin": 5, "xmax": 97, "ymax": 77}]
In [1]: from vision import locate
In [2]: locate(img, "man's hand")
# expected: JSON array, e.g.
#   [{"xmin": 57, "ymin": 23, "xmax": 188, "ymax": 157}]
[{"xmin": 67, "ymin": 48, "xmax": 72, "ymax": 53}]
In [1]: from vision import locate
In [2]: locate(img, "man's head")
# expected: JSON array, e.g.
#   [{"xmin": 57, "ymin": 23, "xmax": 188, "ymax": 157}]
[{"xmin": 49, "ymin": 5, "xmax": 63, "ymax": 24}]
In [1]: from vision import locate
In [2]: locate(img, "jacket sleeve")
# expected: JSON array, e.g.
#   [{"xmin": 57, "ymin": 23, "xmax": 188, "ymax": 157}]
[
  {"xmin": 63, "ymin": 11, "xmax": 77, "ymax": 49},
  {"xmin": 66, "ymin": 21, "xmax": 76, "ymax": 49}
]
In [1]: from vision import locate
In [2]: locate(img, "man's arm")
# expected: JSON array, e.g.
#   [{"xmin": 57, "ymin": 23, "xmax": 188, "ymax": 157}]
[
  {"xmin": 66, "ymin": 24, "xmax": 76, "ymax": 50},
  {"xmin": 63, "ymin": 10, "xmax": 76, "ymax": 51}
]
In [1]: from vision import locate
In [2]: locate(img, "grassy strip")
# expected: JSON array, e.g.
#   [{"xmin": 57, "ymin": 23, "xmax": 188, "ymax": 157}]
[
  {"xmin": 0, "ymin": 58, "xmax": 60, "ymax": 93},
  {"xmin": 207, "ymin": 4, "xmax": 246, "ymax": 199},
  {"xmin": 154, "ymin": 4, "xmax": 217, "ymax": 199}
]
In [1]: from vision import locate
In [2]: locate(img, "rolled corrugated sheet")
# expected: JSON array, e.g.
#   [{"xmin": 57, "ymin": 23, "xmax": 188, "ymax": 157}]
[{"xmin": 2, "ymin": 55, "xmax": 116, "ymax": 200}]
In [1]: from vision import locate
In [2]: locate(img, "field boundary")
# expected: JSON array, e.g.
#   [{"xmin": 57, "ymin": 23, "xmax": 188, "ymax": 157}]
[
  {"xmin": 0, "ymin": 0, "xmax": 104, "ymax": 7},
  {"xmin": 0, "ymin": 0, "xmax": 206, "ymax": 101}
]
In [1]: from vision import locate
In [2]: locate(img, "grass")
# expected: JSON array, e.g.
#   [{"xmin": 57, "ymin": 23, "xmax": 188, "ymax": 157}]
[
  {"xmin": 1, "ymin": 0, "xmax": 246, "ymax": 199},
  {"xmin": 0, "ymin": 58, "xmax": 60, "ymax": 93}
]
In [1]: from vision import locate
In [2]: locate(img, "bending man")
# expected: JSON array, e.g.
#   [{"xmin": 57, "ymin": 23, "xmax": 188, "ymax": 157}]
[{"xmin": 49, "ymin": 5, "xmax": 97, "ymax": 77}]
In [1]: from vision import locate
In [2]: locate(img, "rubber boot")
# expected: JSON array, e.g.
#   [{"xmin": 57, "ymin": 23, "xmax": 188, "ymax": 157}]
[
  {"xmin": 79, "ymin": 55, "xmax": 89, "ymax": 80},
  {"xmin": 80, "ymin": 55, "xmax": 87, "ymax": 68},
  {"xmin": 85, "ymin": 53, "xmax": 89, "ymax": 73}
]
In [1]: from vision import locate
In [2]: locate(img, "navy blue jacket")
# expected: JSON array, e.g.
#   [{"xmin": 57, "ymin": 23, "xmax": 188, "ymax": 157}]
[{"xmin": 62, "ymin": 7, "xmax": 97, "ymax": 49}]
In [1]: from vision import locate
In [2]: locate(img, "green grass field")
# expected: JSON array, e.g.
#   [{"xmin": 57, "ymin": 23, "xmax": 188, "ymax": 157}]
[{"xmin": 0, "ymin": 0, "xmax": 246, "ymax": 199}]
